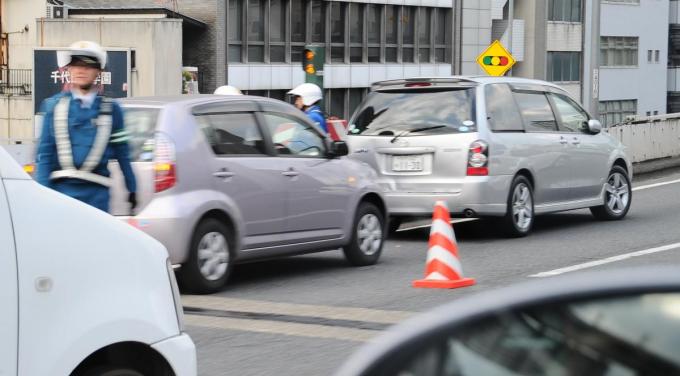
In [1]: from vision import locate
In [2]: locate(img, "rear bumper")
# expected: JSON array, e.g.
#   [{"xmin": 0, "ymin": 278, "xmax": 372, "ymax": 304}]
[
  {"xmin": 151, "ymin": 333, "xmax": 197, "ymax": 376},
  {"xmin": 119, "ymin": 214, "xmax": 192, "ymax": 264},
  {"xmin": 384, "ymin": 175, "xmax": 512, "ymax": 217}
]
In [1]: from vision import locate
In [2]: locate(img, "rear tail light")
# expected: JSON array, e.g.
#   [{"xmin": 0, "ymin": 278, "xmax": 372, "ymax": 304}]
[
  {"xmin": 467, "ymin": 140, "xmax": 489, "ymax": 176},
  {"xmin": 154, "ymin": 133, "xmax": 177, "ymax": 193}
]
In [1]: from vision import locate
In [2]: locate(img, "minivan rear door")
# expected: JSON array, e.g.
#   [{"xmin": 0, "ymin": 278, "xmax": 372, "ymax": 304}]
[{"xmin": 347, "ymin": 88, "xmax": 478, "ymax": 193}]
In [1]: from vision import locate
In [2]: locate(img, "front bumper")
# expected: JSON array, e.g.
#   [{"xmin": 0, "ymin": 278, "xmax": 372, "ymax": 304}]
[
  {"xmin": 120, "ymin": 214, "xmax": 192, "ymax": 264},
  {"xmin": 152, "ymin": 333, "xmax": 197, "ymax": 376},
  {"xmin": 384, "ymin": 175, "xmax": 512, "ymax": 217}
]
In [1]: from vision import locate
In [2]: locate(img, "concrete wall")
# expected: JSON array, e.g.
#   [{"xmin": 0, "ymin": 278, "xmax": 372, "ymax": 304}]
[
  {"xmin": 512, "ymin": 0, "xmax": 546, "ymax": 79},
  {"xmin": 228, "ymin": 63, "xmax": 453, "ymax": 90},
  {"xmin": 179, "ymin": 0, "xmax": 223, "ymax": 93},
  {"xmin": 546, "ymin": 22, "xmax": 582, "ymax": 51},
  {"xmin": 461, "ymin": 0, "xmax": 492, "ymax": 75},
  {"xmin": 607, "ymin": 120, "xmax": 680, "ymax": 163},
  {"xmin": 600, "ymin": 0, "xmax": 669, "ymax": 116},
  {"xmin": 38, "ymin": 18, "xmax": 183, "ymax": 97},
  {"xmin": 0, "ymin": 96, "xmax": 33, "ymax": 143},
  {"xmin": 3, "ymin": 0, "xmax": 44, "ymax": 69}
]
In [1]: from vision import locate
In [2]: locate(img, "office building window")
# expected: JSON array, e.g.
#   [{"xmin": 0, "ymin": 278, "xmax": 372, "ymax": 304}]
[
  {"xmin": 349, "ymin": 3, "xmax": 364, "ymax": 63},
  {"xmin": 548, "ymin": 0, "xmax": 582, "ymax": 22},
  {"xmin": 227, "ymin": 1, "xmax": 453, "ymax": 65},
  {"xmin": 367, "ymin": 4, "xmax": 382, "ymax": 63},
  {"xmin": 547, "ymin": 52, "xmax": 581, "ymax": 82},
  {"xmin": 402, "ymin": 6, "xmax": 416, "ymax": 63},
  {"xmin": 603, "ymin": 0, "xmax": 639, "ymax": 3},
  {"xmin": 598, "ymin": 99, "xmax": 637, "ymax": 127},
  {"xmin": 601, "ymin": 36, "xmax": 638, "ymax": 67},
  {"xmin": 322, "ymin": 88, "xmax": 368, "ymax": 119},
  {"xmin": 385, "ymin": 5, "xmax": 399, "ymax": 62},
  {"xmin": 434, "ymin": 8, "xmax": 450, "ymax": 62},
  {"xmin": 227, "ymin": 0, "xmax": 243, "ymax": 62}
]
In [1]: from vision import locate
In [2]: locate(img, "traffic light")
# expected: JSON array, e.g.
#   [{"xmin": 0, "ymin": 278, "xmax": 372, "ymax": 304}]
[{"xmin": 302, "ymin": 45, "xmax": 324, "ymax": 88}]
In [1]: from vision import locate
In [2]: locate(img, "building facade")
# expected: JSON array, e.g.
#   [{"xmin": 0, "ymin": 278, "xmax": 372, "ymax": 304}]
[
  {"xmin": 219, "ymin": 0, "xmax": 456, "ymax": 119},
  {"xmin": 599, "ymin": 0, "xmax": 669, "ymax": 126}
]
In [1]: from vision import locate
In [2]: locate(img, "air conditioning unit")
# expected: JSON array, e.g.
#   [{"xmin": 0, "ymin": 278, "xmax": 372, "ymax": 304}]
[{"xmin": 46, "ymin": 0, "xmax": 67, "ymax": 19}]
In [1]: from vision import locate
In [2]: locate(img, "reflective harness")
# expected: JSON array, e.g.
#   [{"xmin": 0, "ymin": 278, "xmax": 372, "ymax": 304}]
[{"xmin": 50, "ymin": 96, "xmax": 113, "ymax": 187}]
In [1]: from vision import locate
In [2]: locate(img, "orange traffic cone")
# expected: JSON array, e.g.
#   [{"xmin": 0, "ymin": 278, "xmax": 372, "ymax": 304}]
[{"xmin": 413, "ymin": 201, "xmax": 476, "ymax": 289}]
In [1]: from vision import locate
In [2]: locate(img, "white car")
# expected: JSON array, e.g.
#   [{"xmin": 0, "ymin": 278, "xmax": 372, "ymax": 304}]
[{"xmin": 0, "ymin": 147, "xmax": 196, "ymax": 375}]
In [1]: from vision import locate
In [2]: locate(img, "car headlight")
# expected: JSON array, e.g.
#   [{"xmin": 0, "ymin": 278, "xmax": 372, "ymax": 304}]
[{"xmin": 166, "ymin": 259, "xmax": 185, "ymax": 332}]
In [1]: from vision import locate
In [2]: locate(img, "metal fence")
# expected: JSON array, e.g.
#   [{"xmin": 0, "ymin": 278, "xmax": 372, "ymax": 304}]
[{"xmin": 0, "ymin": 68, "xmax": 32, "ymax": 95}]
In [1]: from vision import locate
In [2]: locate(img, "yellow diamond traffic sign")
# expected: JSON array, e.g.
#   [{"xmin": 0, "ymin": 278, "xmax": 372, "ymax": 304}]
[{"xmin": 476, "ymin": 40, "xmax": 516, "ymax": 77}]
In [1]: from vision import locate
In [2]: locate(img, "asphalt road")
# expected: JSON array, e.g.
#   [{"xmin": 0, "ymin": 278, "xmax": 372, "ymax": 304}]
[{"xmin": 182, "ymin": 168, "xmax": 680, "ymax": 376}]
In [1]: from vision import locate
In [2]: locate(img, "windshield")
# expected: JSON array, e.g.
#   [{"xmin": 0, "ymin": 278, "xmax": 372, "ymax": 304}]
[
  {"xmin": 122, "ymin": 107, "xmax": 161, "ymax": 162},
  {"xmin": 349, "ymin": 88, "xmax": 477, "ymax": 136}
]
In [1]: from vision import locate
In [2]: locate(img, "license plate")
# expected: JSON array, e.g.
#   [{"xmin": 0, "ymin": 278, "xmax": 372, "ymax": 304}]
[{"xmin": 392, "ymin": 155, "xmax": 424, "ymax": 172}]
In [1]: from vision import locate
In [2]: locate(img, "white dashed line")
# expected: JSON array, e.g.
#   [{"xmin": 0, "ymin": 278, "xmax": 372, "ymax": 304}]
[{"xmin": 529, "ymin": 242, "xmax": 680, "ymax": 278}]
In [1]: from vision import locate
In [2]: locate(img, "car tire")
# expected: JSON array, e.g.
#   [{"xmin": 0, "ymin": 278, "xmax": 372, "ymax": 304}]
[
  {"xmin": 590, "ymin": 166, "xmax": 632, "ymax": 221},
  {"xmin": 343, "ymin": 203, "xmax": 385, "ymax": 266},
  {"xmin": 177, "ymin": 218, "xmax": 233, "ymax": 294},
  {"xmin": 81, "ymin": 367, "xmax": 145, "ymax": 376},
  {"xmin": 502, "ymin": 175, "xmax": 534, "ymax": 238}
]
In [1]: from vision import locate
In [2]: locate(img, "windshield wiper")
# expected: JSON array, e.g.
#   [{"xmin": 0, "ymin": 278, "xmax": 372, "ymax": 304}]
[{"xmin": 390, "ymin": 125, "xmax": 447, "ymax": 143}]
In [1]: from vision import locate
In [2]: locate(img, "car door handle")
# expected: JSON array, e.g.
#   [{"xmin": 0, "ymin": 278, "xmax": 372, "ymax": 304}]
[
  {"xmin": 571, "ymin": 138, "xmax": 581, "ymax": 145},
  {"xmin": 213, "ymin": 171, "xmax": 235, "ymax": 178},
  {"xmin": 559, "ymin": 137, "xmax": 568, "ymax": 145},
  {"xmin": 282, "ymin": 168, "xmax": 299, "ymax": 177}
]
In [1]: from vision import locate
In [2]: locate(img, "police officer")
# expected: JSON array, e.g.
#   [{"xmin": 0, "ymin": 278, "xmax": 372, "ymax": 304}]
[
  {"xmin": 35, "ymin": 41, "xmax": 137, "ymax": 213},
  {"xmin": 287, "ymin": 83, "xmax": 327, "ymax": 134}
]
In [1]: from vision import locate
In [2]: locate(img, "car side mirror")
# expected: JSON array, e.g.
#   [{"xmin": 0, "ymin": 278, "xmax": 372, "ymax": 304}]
[
  {"xmin": 336, "ymin": 267, "xmax": 680, "ymax": 376},
  {"xmin": 329, "ymin": 141, "xmax": 349, "ymax": 158},
  {"xmin": 588, "ymin": 119, "xmax": 602, "ymax": 134}
]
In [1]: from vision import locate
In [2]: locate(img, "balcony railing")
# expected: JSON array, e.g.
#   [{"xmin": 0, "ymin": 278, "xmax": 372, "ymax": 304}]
[{"xmin": 0, "ymin": 68, "xmax": 32, "ymax": 95}]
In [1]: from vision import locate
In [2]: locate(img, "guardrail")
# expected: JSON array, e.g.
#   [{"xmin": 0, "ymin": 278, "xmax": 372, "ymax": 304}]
[
  {"xmin": 0, "ymin": 68, "xmax": 32, "ymax": 95},
  {"xmin": 606, "ymin": 119, "xmax": 680, "ymax": 163}
]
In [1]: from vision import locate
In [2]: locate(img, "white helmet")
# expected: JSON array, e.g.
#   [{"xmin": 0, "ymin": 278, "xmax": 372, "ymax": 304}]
[
  {"xmin": 57, "ymin": 40, "xmax": 107, "ymax": 70},
  {"xmin": 214, "ymin": 85, "xmax": 243, "ymax": 95},
  {"xmin": 287, "ymin": 83, "xmax": 322, "ymax": 106}
]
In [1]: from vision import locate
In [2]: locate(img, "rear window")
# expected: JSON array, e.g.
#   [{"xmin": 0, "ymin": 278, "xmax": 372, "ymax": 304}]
[
  {"xmin": 122, "ymin": 107, "xmax": 160, "ymax": 162},
  {"xmin": 349, "ymin": 89, "xmax": 477, "ymax": 136}
]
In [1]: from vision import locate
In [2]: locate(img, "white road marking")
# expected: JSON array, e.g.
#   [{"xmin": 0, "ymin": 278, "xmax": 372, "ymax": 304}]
[
  {"xmin": 633, "ymin": 178, "xmax": 680, "ymax": 192},
  {"xmin": 185, "ymin": 314, "xmax": 378, "ymax": 342},
  {"xmin": 181, "ymin": 295, "xmax": 414, "ymax": 324},
  {"xmin": 529, "ymin": 242, "xmax": 680, "ymax": 278},
  {"xmin": 397, "ymin": 218, "xmax": 478, "ymax": 232}
]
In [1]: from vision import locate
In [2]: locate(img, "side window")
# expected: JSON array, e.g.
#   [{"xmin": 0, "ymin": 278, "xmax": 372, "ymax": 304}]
[
  {"xmin": 263, "ymin": 113, "xmax": 326, "ymax": 157},
  {"xmin": 513, "ymin": 92, "xmax": 558, "ymax": 132},
  {"xmin": 484, "ymin": 84, "xmax": 524, "ymax": 132},
  {"xmin": 195, "ymin": 113, "xmax": 267, "ymax": 156},
  {"xmin": 550, "ymin": 94, "xmax": 589, "ymax": 133}
]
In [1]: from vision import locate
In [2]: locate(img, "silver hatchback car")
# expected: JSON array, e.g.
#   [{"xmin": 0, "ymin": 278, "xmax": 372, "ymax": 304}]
[
  {"xmin": 108, "ymin": 95, "xmax": 387, "ymax": 293},
  {"xmin": 346, "ymin": 77, "xmax": 632, "ymax": 237}
]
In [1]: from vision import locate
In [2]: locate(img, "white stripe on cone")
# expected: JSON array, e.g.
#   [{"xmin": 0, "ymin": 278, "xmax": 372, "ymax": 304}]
[
  {"xmin": 425, "ymin": 245, "xmax": 464, "ymax": 277},
  {"xmin": 430, "ymin": 218, "xmax": 455, "ymax": 241},
  {"xmin": 423, "ymin": 271, "xmax": 450, "ymax": 281}
]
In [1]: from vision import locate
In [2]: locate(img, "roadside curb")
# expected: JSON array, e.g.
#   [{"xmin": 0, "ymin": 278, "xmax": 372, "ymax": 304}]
[{"xmin": 633, "ymin": 156, "xmax": 680, "ymax": 176}]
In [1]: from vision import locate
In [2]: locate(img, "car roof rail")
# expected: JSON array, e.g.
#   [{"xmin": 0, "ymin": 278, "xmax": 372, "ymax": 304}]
[{"xmin": 371, "ymin": 77, "xmax": 479, "ymax": 91}]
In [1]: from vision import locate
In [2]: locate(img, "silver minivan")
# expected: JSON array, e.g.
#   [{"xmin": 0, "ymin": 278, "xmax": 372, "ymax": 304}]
[
  {"xmin": 108, "ymin": 95, "xmax": 387, "ymax": 293},
  {"xmin": 346, "ymin": 77, "xmax": 632, "ymax": 237}
]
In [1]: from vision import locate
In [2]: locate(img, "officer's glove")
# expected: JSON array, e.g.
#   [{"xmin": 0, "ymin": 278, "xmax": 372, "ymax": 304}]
[{"xmin": 128, "ymin": 192, "xmax": 138, "ymax": 211}]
